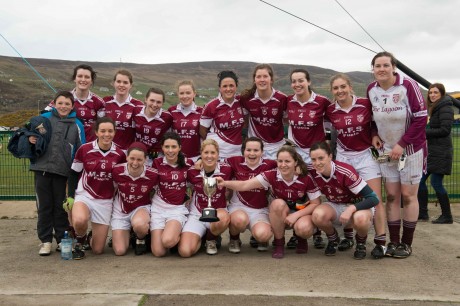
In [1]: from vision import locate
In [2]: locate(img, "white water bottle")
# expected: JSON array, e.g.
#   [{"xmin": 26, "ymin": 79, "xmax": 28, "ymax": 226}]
[{"xmin": 61, "ymin": 231, "xmax": 73, "ymax": 260}]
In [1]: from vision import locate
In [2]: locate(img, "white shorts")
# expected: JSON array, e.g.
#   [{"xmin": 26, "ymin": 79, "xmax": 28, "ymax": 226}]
[
  {"xmin": 182, "ymin": 205, "xmax": 227, "ymax": 237},
  {"xmin": 336, "ymin": 149, "xmax": 381, "ymax": 181},
  {"xmin": 228, "ymin": 202, "xmax": 270, "ymax": 229},
  {"xmin": 111, "ymin": 205, "xmax": 150, "ymax": 231},
  {"xmin": 323, "ymin": 202, "xmax": 375, "ymax": 227},
  {"xmin": 262, "ymin": 141, "xmax": 284, "ymax": 161},
  {"xmin": 74, "ymin": 194, "xmax": 112, "ymax": 225},
  {"xmin": 295, "ymin": 147, "xmax": 311, "ymax": 164},
  {"xmin": 150, "ymin": 195, "xmax": 189, "ymax": 230},
  {"xmin": 380, "ymin": 149, "xmax": 423, "ymax": 184}
]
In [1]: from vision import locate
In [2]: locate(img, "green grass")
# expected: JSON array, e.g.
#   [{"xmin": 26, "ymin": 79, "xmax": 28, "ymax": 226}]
[{"xmin": 0, "ymin": 133, "xmax": 35, "ymax": 200}]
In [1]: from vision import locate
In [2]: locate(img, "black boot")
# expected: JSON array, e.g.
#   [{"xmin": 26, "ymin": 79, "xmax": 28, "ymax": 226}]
[
  {"xmin": 432, "ymin": 192, "xmax": 453, "ymax": 224},
  {"xmin": 417, "ymin": 188, "xmax": 429, "ymax": 221}
]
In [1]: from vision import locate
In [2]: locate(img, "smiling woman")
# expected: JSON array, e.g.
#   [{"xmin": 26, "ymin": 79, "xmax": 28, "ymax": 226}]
[{"xmin": 133, "ymin": 88, "xmax": 172, "ymax": 164}]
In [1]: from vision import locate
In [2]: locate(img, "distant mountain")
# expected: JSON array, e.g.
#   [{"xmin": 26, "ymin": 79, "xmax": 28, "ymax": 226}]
[{"xmin": 0, "ymin": 55, "xmax": 374, "ymax": 115}]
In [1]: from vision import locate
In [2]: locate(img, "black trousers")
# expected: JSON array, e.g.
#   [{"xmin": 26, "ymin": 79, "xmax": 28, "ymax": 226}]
[{"xmin": 34, "ymin": 171, "xmax": 69, "ymax": 243}]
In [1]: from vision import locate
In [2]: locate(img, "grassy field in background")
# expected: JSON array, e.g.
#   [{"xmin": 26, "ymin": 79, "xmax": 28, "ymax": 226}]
[{"xmin": 1, "ymin": 129, "xmax": 460, "ymax": 201}]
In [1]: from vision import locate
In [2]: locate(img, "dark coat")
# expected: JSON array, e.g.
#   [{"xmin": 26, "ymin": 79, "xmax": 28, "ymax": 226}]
[
  {"xmin": 426, "ymin": 96, "xmax": 454, "ymax": 175},
  {"xmin": 8, "ymin": 116, "xmax": 52, "ymax": 162}
]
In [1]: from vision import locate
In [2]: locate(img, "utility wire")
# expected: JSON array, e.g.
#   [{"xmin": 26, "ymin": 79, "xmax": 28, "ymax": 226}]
[
  {"xmin": 259, "ymin": 0, "xmax": 377, "ymax": 54},
  {"xmin": 334, "ymin": 0, "xmax": 385, "ymax": 51},
  {"xmin": 0, "ymin": 33, "xmax": 57, "ymax": 93}
]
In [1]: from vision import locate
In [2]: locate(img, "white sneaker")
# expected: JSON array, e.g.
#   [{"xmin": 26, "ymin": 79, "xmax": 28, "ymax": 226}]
[
  {"xmin": 257, "ymin": 242, "xmax": 269, "ymax": 252},
  {"xmin": 39, "ymin": 242, "xmax": 52, "ymax": 256},
  {"xmin": 205, "ymin": 240, "xmax": 218, "ymax": 255},
  {"xmin": 228, "ymin": 239, "xmax": 241, "ymax": 254}
]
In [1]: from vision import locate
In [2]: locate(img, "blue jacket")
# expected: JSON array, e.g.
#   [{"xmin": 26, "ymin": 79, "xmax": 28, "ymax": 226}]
[
  {"xmin": 8, "ymin": 116, "xmax": 53, "ymax": 162},
  {"xmin": 29, "ymin": 108, "xmax": 85, "ymax": 177}
]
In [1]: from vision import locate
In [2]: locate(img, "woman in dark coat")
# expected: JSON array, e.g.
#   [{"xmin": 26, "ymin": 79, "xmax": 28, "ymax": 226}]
[{"xmin": 418, "ymin": 83, "xmax": 454, "ymax": 224}]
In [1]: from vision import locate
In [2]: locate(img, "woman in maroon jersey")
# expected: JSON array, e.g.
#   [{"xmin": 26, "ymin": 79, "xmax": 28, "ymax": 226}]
[
  {"xmin": 225, "ymin": 137, "xmax": 277, "ymax": 254},
  {"xmin": 310, "ymin": 141, "xmax": 379, "ymax": 260},
  {"xmin": 150, "ymin": 132, "xmax": 193, "ymax": 257},
  {"xmin": 103, "ymin": 69, "xmax": 144, "ymax": 150},
  {"xmin": 168, "ymin": 80, "xmax": 203, "ymax": 161},
  {"xmin": 217, "ymin": 145, "xmax": 321, "ymax": 259},
  {"xmin": 133, "ymin": 88, "xmax": 172, "ymax": 165},
  {"xmin": 69, "ymin": 117, "xmax": 126, "ymax": 259},
  {"xmin": 178, "ymin": 139, "xmax": 232, "ymax": 257},
  {"xmin": 200, "ymin": 70, "xmax": 245, "ymax": 160},
  {"xmin": 240, "ymin": 64, "xmax": 288, "ymax": 160},
  {"xmin": 326, "ymin": 73, "xmax": 386, "ymax": 259},
  {"xmin": 45, "ymin": 64, "xmax": 105, "ymax": 142},
  {"xmin": 111, "ymin": 142, "xmax": 158, "ymax": 256}
]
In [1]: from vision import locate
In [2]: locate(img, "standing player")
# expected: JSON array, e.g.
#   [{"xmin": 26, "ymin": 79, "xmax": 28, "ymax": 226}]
[
  {"xmin": 111, "ymin": 142, "xmax": 158, "ymax": 256},
  {"xmin": 150, "ymin": 132, "xmax": 193, "ymax": 257},
  {"xmin": 200, "ymin": 71, "xmax": 245, "ymax": 160},
  {"xmin": 225, "ymin": 137, "xmax": 277, "ymax": 253},
  {"xmin": 103, "ymin": 69, "xmax": 143, "ymax": 150},
  {"xmin": 69, "ymin": 117, "xmax": 126, "ymax": 259},
  {"xmin": 240, "ymin": 64, "xmax": 288, "ymax": 160},
  {"xmin": 45, "ymin": 64, "xmax": 105, "ymax": 142},
  {"xmin": 287, "ymin": 68, "xmax": 331, "ymax": 163},
  {"xmin": 367, "ymin": 51, "xmax": 427, "ymax": 259},
  {"xmin": 326, "ymin": 73, "xmax": 386, "ymax": 259},
  {"xmin": 310, "ymin": 141, "xmax": 379, "ymax": 259},
  {"xmin": 217, "ymin": 145, "xmax": 321, "ymax": 259},
  {"xmin": 169, "ymin": 80, "xmax": 203, "ymax": 161},
  {"xmin": 178, "ymin": 139, "xmax": 232, "ymax": 257},
  {"xmin": 134, "ymin": 88, "xmax": 172, "ymax": 164}
]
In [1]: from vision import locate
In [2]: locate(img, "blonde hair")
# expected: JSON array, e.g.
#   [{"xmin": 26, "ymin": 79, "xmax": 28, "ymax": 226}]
[{"xmin": 201, "ymin": 139, "xmax": 219, "ymax": 154}]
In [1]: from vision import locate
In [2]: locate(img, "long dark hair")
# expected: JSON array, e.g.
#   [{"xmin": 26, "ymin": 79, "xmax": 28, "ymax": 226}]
[
  {"xmin": 427, "ymin": 83, "xmax": 446, "ymax": 116},
  {"xmin": 276, "ymin": 145, "xmax": 308, "ymax": 177},
  {"xmin": 161, "ymin": 131, "xmax": 186, "ymax": 168}
]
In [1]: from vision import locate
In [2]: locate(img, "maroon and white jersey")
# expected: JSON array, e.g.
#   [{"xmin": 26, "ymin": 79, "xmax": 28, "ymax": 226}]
[
  {"xmin": 72, "ymin": 140, "xmax": 126, "ymax": 200},
  {"xmin": 225, "ymin": 156, "xmax": 277, "ymax": 209},
  {"xmin": 200, "ymin": 95, "xmax": 245, "ymax": 158},
  {"xmin": 309, "ymin": 160, "xmax": 367, "ymax": 204},
  {"xmin": 367, "ymin": 73, "xmax": 427, "ymax": 155},
  {"xmin": 134, "ymin": 108, "xmax": 172, "ymax": 153},
  {"xmin": 256, "ymin": 169, "xmax": 321, "ymax": 203},
  {"xmin": 46, "ymin": 90, "xmax": 105, "ymax": 142},
  {"xmin": 152, "ymin": 157, "xmax": 194, "ymax": 205},
  {"xmin": 168, "ymin": 103, "xmax": 202, "ymax": 159},
  {"xmin": 103, "ymin": 95, "xmax": 144, "ymax": 150},
  {"xmin": 240, "ymin": 89, "xmax": 287, "ymax": 151},
  {"xmin": 187, "ymin": 162, "xmax": 233, "ymax": 213},
  {"xmin": 326, "ymin": 95, "xmax": 377, "ymax": 153},
  {"xmin": 112, "ymin": 163, "xmax": 158, "ymax": 214},
  {"xmin": 286, "ymin": 92, "xmax": 331, "ymax": 149}
]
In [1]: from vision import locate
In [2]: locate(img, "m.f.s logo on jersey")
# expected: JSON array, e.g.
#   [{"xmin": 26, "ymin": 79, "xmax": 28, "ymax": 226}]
[
  {"xmin": 309, "ymin": 110, "xmax": 316, "ymax": 118},
  {"xmin": 357, "ymin": 114, "xmax": 364, "ymax": 123},
  {"xmin": 272, "ymin": 108, "xmax": 278, "ymax": 116},
  {"xmin": 393, "ymin": 94, "xmax": 400, "ymax": 103}
]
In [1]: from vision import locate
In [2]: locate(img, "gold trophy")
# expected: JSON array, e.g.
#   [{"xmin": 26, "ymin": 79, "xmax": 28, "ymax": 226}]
[{"xmin": 199, "ymin": 177, "xmax": 220, "ymax": 222}]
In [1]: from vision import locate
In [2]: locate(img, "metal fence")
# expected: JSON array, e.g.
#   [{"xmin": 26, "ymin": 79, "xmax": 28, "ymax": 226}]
[{"xmin": 1, "ymin": 128, "xmax": 460, "ymax": 201}]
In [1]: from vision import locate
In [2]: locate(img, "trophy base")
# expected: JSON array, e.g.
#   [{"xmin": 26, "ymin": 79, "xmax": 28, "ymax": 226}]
[{"xmin": 199, "ymin": 208, "xmax": 220, "ymax": 223}]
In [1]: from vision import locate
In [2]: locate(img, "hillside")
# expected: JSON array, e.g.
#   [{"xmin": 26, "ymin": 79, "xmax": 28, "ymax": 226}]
[{"xmin": 0, "ymin": 55, "xmax": 374, "ymax": 127}]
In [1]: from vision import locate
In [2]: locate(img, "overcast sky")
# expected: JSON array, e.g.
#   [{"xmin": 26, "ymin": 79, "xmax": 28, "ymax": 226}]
[{"xmin": 1, "ymin": 0, "xmax": 459, "ymax": 91}]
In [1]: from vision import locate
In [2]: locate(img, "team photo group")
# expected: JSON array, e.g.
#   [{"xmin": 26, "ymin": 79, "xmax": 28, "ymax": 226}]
[{"xmin": 27, "ymin": 51, "xmax": 456, "ymax": 261}]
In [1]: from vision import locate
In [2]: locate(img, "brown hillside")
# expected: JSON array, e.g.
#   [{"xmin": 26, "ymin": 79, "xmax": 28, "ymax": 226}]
[{"xmin": 0, "ymin": 56, "xmax": 374, "ymax": 127}]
